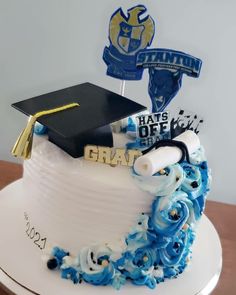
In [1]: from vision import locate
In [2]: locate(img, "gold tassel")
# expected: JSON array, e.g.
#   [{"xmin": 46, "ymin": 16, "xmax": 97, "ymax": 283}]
[{"xmin": 11, "ymin": 102, "xmax": 79, "ymax": 160}]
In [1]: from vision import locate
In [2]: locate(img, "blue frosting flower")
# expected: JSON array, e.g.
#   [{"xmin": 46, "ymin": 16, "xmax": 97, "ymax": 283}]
[
  {"xmin": 61, "ymin": 267, "xmax": 80, "ymax": 284},
  {"xmin": 150, "ymin": 191, "xmax": 195, "ymax": 236},
  {"xmin": 60, "ymin": 256, "xmax": 81, "ymax": 284},
  {"xmin": 79, "ymin": 245, "xmax": 115, "ymax": 285},
  {"xmin": 159, "ymin": 228, "xmax": 194, "ymax": 271},
  {"xmin": 132, "ymin": 164, "xmax": 184, "ymax": 196},
  {"xmin": 133, "ymin": 247, "xmax": 157, "ymax": 271},
  {"xmin": 180, "ymin": 161, "xmax": 210, "ymax": 220},
  {"xmin": 120, "ymin": 246, "xmax": 159, "ymax": 289}
]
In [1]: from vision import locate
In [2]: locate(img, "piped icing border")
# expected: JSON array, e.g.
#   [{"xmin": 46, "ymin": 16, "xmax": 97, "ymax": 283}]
[{"xmin": 44, "ymin": 147, "xmax": 210, "ymax": 290}]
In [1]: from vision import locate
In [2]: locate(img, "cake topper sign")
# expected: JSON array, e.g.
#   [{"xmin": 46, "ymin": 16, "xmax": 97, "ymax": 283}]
[
  {"xmin": 136, "ymin": 111, "xmax": 171, "ymax": 147},
  {"xmin": 103, "ymin": 5, "xmax": 155, "ymax": 80},
  {"xmin": 171, "ymin": 109, "xmax": 204, "ymax": 138},
  {"xmin": 136, "ymin": 49, "xmax": 202, "ymax": 112}
]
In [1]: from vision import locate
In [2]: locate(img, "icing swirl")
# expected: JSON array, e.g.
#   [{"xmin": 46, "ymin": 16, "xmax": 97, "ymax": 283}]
[
  {"xmin": 150, "ymin": 191, "xmax": 195, "ymax": 236},
  {"xmin": 79, "ymin": 245, "xmax": 115, "ymax": 285},
  {"xmin": 132, "ymin": 164, "xmax": 184, "ymax": 196}
]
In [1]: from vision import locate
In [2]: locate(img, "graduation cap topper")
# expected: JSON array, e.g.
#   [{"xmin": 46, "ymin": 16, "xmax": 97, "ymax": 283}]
[{"xmin": 11, "ymin": 82, "xmax": 146, "ymax": 159}]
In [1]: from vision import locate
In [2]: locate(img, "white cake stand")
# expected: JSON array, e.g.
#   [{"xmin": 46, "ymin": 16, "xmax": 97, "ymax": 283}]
[{"xmin": 0, "ymin": 181, "xmax": 222, "ymax": 295}]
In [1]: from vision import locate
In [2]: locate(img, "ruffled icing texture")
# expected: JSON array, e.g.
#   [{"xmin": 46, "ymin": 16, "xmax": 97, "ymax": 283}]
[{"xmin": 46, "ymin": 146, "xmax": 211, "ymax": 289}]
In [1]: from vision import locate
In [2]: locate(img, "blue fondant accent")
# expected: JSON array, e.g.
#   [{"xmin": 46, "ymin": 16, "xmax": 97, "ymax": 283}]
[
  {"xmin": 34, "ymin": 122, "xmax": 48, "ymax": 135},
  {"xmin": 52, "ymin": 247, "xmax": 69, "ymax": 265},
  {"xmin": 82, "ymin": 264, "xmax": 114, "ymax": 286}
]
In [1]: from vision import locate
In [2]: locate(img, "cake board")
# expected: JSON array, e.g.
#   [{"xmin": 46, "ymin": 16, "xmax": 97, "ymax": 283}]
[{"xmin": 0, "ymin": 180, "xmax": 222, "ymax": 295}]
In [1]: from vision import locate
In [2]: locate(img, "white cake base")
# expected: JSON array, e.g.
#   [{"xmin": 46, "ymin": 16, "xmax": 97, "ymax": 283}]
[{"xmin": 0, "ymin": 180, "xmax": 222, "ymax": 295}]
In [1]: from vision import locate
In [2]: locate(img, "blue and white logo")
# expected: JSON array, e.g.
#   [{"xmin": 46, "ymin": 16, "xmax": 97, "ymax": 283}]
[
  {"xmin": 103, "ymin": 5, "xmax": 155, "ymax": 80},
  {"xmin": 136, "ymin": 49, "xmax": 202, "ymax": 112}
]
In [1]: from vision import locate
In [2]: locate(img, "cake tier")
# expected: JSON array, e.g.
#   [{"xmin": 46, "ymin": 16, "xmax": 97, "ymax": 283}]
[
  {"xmin": 22, "ymin": 134, "xmax": 153, "ymax": 253},
  {"xmin": 21, "ymin": 131, "xmax": 211, "ymax": 289}
]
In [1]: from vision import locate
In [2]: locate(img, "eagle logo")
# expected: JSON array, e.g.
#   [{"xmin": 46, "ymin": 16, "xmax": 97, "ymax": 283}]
[
  {"xmin": 109, "ymin": 5, "xmax": 155, "ymax": 55},
  {"xmin": 103, "ymin": 5, "xmax": 155, "ymax": 80}
]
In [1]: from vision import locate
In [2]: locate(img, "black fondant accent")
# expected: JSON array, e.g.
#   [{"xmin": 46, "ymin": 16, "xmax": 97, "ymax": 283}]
[
  {"xmin": 170, "ymin": 212, "xmax": 180, "ymax": 221},
  {"xmin": 191, "ymin": 181, "xmax": 199, "ymax": 188},
  {"xmin": 47, "ymin": 258, "xmax": 58, "ymax": 270},
  {"xmin": 173, "ymin": 242, "xmax": 180, "ymax": 249}
]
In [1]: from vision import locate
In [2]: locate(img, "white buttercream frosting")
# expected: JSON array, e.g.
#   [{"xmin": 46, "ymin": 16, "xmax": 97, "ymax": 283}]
[{"xmin": 22, "ymin": 134, "xmax": 153, "ymax": 253}]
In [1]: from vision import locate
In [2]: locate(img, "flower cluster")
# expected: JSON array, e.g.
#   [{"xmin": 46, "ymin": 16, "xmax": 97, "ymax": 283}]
[{"xmin": 45, "ymin": 151, "xmax": 210, "ymax": 289}]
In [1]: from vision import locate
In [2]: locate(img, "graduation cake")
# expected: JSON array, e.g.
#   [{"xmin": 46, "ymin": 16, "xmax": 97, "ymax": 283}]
[
  {"xmin": 7, "ymin": 4, "xmax": 211, "ymax": 292},
  {"xmin": 10, "ymin": 81, "xmax": 211, "ymax": 290}
]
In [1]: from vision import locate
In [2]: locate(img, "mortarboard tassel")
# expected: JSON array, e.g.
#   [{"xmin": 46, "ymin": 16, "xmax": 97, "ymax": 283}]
[{"xmin": 11, "ymin": 102, "xmax": 80, "ymax": 160}]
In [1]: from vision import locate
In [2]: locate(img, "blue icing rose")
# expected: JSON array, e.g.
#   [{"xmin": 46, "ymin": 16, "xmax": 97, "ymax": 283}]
[
  {"xmin": 133, "ymin": 247, "xmax": 157, "ymax": 271},
  {"xmin": 180, "ymin": 162, "xmax": 202, "ymax": 198},
  {"xmin": 192, "ymin": 195, "xmax": 206, "ymax": 220},
  {"xmin": 159, "ymin": 228, "xmax": 194, "ymax": 269},
  {"xmin": 61, "ymin": 267, "xmax": 80, "ymax": 284},
  {"xmin": 79, "ymin": 245, "xmax": 115, "ymax": 286},
  {"xmin": 132, "ymin": 164, "xmax": 184, "ymax": 197},
  {"xmin": 60, "ymin": 256, "xmax": 81, "ymax": 284},
  {"xmin": 181, "ymin": 161, "xmax": 210, "ymax": 197},
  {"xmin": 180, "ymin": 160, "xmax": 210, "ymax": 220},
  {"xmin": 82, "ymin": 265, "xmax": 114, "ymax": 286},
  {"xmin": 150, "ymin": 191, "xmax": 196, "ymax": 236},
  {"xmin": 120, "ymin": 247, "xmax": 159, "ymax": 289},
  {"xmin": 163, "ymin": 266, "xmax": 178, "ymax": 278},
  {"xmin": 52, "ymin": 247, "xmax": 69, "ymax": 266}
]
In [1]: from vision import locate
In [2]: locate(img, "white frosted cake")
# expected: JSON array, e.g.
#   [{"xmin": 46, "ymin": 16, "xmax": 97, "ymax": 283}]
[
  {"xmin": 22, "ymin": 134, "xmax": 153, "ymax": 253},
  {"xmin": 21, "ymin": 130, "xmax": 211, "ymax": 289},
  {"xmin": 8, "ymin": 82, "xmax": 211, "ymax": 290}
]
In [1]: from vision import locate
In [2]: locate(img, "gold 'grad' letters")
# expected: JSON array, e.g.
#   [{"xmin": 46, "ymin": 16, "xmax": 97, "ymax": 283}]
[{"xmin": 84, "ymin": 145, "xmax": 142, "ymax": 167}]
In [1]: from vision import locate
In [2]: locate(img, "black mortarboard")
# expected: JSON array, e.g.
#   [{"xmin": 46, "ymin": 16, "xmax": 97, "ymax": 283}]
[{"xmin": 11, "ymin": 82, "xmax": 146, "ymax": 158}]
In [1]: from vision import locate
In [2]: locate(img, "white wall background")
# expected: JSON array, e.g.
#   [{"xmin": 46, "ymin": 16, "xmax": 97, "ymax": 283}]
[{"xmin": 0, "ymin": 0, "xmax": 235, "ymax": 204}]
